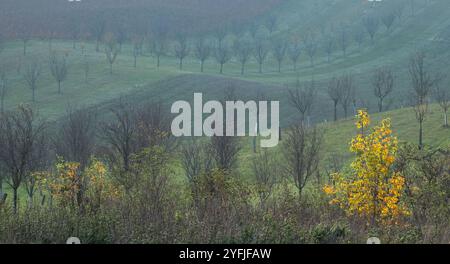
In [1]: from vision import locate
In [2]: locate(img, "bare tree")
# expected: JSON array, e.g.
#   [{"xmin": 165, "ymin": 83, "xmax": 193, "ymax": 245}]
[
  {"xmin": 409, "ymin": 52, "xmax": 440, "ymax": 149},
  {"xmin": 254, "ymin": 38, "xmax": 269, "ymax": 73},
  {"xmin": 55, "ymin": 107, "xmax": 96, "ymax": 169},
  {"xmin": 49, "ymin": 52, "xmax": 68, "ymax": 94},
  {"xmin": 289, "ymin": 37, "xmax": 302, "ymax": 71},
  {"xmin": 68, "ymin": 15, "xmax": 81, "ymax": 49},
  {"xmin": 323, "ymin": 33, "xmax": 335, "ymax": 63},
  {"xmin": 90, "ymin": 16, "xmax": 106, "ymax": 52},
  {"xmin": 382, "ymin": 12, "xmax": 396, "ymax": 32},
  {"xmin": 338, "ymin": 74, "xmax": 354, "ymax": 118},
  {"xmin": 104, "ymin": 33, "xmax": 120, "ymax": 75},
  {"xmin": 373, "ymin": 67, "xmax": 394, "ymax": 112},
  {"xmin": 214, "ymin": 42, "xmax": 231, "ymax": 74},
  {"xmin": 150, "ymin": 37, "xmax": 168, "ymax": 68},
  {"xmin": 265, "ymin": 15, "xmax": 278, "ymax": 35},
  {"xmin": 181, "ymin": 138, "xmax": 213, "ymax": 184},
  {"xmin": 209, "ymin": 134, "xmax": 241, "ymax": 172},
  {"xmin": 283, "ymin": 123, "xmax": 322, "ymax": 198},
  {"xmin": 252, "ymin": 150, "xmax": 277, "ymax": 207},
  {"xmin": 209, "ymin": 88, "xmax": 241, "ymax": 171},
  {"xmin": 0, "ymin": 105, "xmax": 47, "ymax": 213},
  {"xmin": 288, "ymin": 79, "xmax": 316, "ymax": 123},
  {"xmin": 304, "ymin": 32, "xmax": 317, "ymax": 66},
  {"xmin": 131, "ymin": 34, "xmax": 144, "ymax": 68},
  {"xmin": 272, "ymin": 38, "xmax": 287, "ymax": 73},
  {"xmin": 195, "ymin": 37, "xmax": 211, "ymax": 73},
  {"xmin": 363, "ymin": 15, "xmax": 380, "ymax": 43},
  {"xmin": 101, "ymin": 100, "xmax": 137, "ymax": 173},
  {"xmin": 233, "ymin": 38, "xmax": 252, "ymax": 75},
  {"xmin": 434, "ymin": 83, "xmax": 450, "ymax": 128},
  {"xmin": 174, "ymin": 34, "xmax": 190, "ymax": 70},
  {"xmin": 327, "ymin": 77, "xmax": 341, "ymax": 121},
  {"xmin": 339, "ymin": 23, "xmax": 350, "ymax": 57},
  {"xmin": 23, "ymin": 58, "xmax": 41, "ymax": 102}
]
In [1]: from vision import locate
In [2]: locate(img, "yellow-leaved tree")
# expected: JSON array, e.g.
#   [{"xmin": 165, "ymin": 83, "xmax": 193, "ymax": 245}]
[{"xmin": 323, "ymin": 110, "xmax": 410, "ymax": 227}]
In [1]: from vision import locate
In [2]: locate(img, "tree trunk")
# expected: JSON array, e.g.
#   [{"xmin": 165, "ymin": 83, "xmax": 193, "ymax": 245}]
[
  {"xmin": 419, "ymin": 120, "xmax": 423, "ymax": 150},
  {"xmin": 110, "ymin": 64, "xmax": 113, "ymax": 75},
  {"xmin": 134, "ymin": 56, "xmax": 137, "ymax": 68},
  {"xmin": 378, "ymin": 99, "xmax": 383, "ymax": 112},
  {"xmin": 444, "ymin": 111, "xmax": 448, "ymax": 127},
  {"xmin": 32, "ymin": 88, "xmax": 35, "ymax": 102},
  {"xmin": 179, "ymin": 58, "xmax": 183, "ymax": 70},
  {"xmin": 220, "ymin": 63, "xmax": 224, "ymax": 74},
  {"xmin": 259, "ymin": 63, "xmax": 262, "ymax": 73},
  {"xmin": 334, "ymin": 101, "xmax": 338, "ymax": 121},
  {"xmin": 58, "ymin": 81, "xmax": 61, "ymax": 94},
  {"xmin": 200, "ymin": 61, "xmax": 204, "ymax": 73},
  {"xmin": 241, "ymin": 63, "xmax": 245, "ymax": 75},
  {"xmin": 96, "ymin": 40, "xmax": 100, "ymax": 52},
  {"xmin": 13, "ymin": 188, "xmax": 18, "ymax": 214},
  {"xmin": 278, "ymin": 62, "xmax": 281, "ymax": 73}
]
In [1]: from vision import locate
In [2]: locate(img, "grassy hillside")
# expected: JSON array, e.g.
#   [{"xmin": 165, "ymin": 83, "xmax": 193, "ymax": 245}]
[{"xmin": 2, "ymin": 1, "xmax": 450, "ymax": 126}]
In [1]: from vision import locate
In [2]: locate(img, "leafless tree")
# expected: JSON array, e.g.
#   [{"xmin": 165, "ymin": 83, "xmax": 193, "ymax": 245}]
[
  {"xmin": 393, "ymin": 1, "xmax": 406, "ymax": 23},
  {"xmin": 68, "ymin": 15, "xmax": 81, "ymax": 49},
  {"xmin": 55, "ymin": 106, "xmax": 97, "ymax": 169},
  {"xmin": 434, "ymin": 83, "xmax": 450, "ymax": 128},
  {"xmin": 101, "ymin": 100, "xmax": 137, "ymax": 174},
  {"xmin": 150, "ymin": 36, "xmax": 168, "ymax": 68},
  {"xmin": 323, "ymin": 33, "xmax": 335, "ymax": 63},
  {"xmin": 195, "ymin": 37, "xmax": 211, "ymax": 73},
  {"xmin": 16, "ymin": 23, "xmax": 30, "ymax": 55},
  {"xmin": 49, "ymin": 52, "xmax": 68, "ymax": 94},
  {"xmin": 90, "ymin": 16, "xmax": 106, "ymax": 52},
  {"xmin": 265, "ymin": 15, "xmax": 278, "ymax": 35},
  {"xmin": 373, "ymin": 67, "xmax": 394, "ymax": 112},
  {"xmin": 409, "ymin": 52, "xmax": 440, "ymax": 149},
  {"xmin": 234, "ymin": 38, "xmax": 252, "ymax": 75},
  {"xmin": 254, "ymin": 38, "xmax": 269, "ymax": 73},
  {"xmin": 272, "ymin": 38, "xmax": 287, "ymax": 73},
  {"xmin": 174, "ymin": 34, "xmax": 190, "ymax": 70},
  {"xmin": 339, "ymin": 23, "xmax": 350, "ymax": 57},
  {"xmin": 23, "ymin": 58, "xmax": 41, "ymax": 102},
  {"xmin": 181, "ymin": 138, "xmax": 213, "ymax": 184},
  {"xmin": 382, "ymin": 13, "xmax": 396, "ymax": 32},
  {"xmin": 304, "ymin": 32, "xmax": 317, "ymax": 66},
  {"xmin": 104, "ymin": 32, "xmax": 120, "ymax": 75},
  {"xmin": 209, "ymin": 134, "xmax": 241, "ymax": 172},
  {"xmin": 288, "ymin": 79, "xmax": 316, "ymax": 123},
  {"xmin": 363, "ymin": 15, "xmax": 380, "ymax": 43},
  {"xmin": 338, "ymin": 74, "xmax": 354, "ymax": 118},
  {"xmin": 132, "ymin": 34, "xmax": 144, "ymax": 68},
  {"xmin": 209, "ymin": 88, "xmax": 241, "ymax": 171},
  {"xmin": 327, "ymin": 77, "xmax": 341, "ymax": 121},
  {"xmin": 283, "ymin": 123, "xmax": 322, "ymax": 198},
  {"xmin": 0, "ymin": 105, "xmax": 47, "ymax": 213},
  {"xmin": 214, "ymin": 41, "xmax": 231, "ymax": 74},
  {"xmin": 289, "ymin": 37, "xmax": 302, "ymax": 71},
  {"xmin": 252, "ymin": 150, "xmax": 277, "ymax": 207}
]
